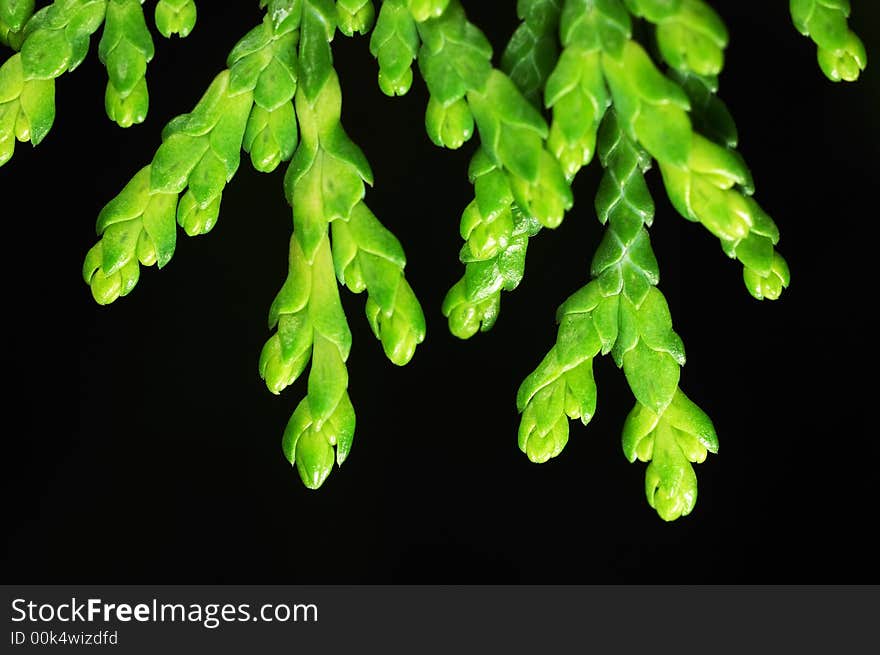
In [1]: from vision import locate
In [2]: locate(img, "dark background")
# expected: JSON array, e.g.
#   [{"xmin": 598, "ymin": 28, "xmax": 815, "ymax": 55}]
[{"xmin": 2, "ymin": 2, "xmax": 878, "ymax": 582}]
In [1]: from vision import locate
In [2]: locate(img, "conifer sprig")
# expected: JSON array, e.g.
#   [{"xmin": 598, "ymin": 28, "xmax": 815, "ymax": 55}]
[
  {"xmin": 518, "ymin": 112, "xmax": 718, "ymax": 520},
  {"xmin": 260, "ymin": 0, "xmax": 425, "ymax": 487},
  {"xmin": 0, "ymin": 0, "xmax": 199, "ymax": 167},
  {"xmin": 83, "ymin": 6, "xmax": 300, "ymax": 303},
  {"xmin": 790, "ymin": 0, "xmax": 867, "ymax": 82}
]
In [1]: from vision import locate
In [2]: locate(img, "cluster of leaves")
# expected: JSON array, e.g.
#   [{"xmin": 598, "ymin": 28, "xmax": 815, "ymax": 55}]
[
  {"xmin": 0, "ymin": 0, "xmax": 197, "ymax": 164},
  {"xmin": 78, "ymin": 0, "xmax": 426, "ymax": 489},
  {"xmin": 0, "ymin": 0, "xmax": 867, "ymax": 518},
  {"xmin": 369, "ymin": 0, "xmax": 864, "ymax": 520}
]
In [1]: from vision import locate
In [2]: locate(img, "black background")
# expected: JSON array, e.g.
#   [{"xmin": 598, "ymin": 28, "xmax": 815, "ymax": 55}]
[{"xmin": 2, "ymin": 2, "xmax": 878, "ymax": 582}]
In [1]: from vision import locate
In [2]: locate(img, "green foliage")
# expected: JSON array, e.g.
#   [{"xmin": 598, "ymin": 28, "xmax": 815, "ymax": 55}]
[
  {"xmin": 371, "ymin": 0, "xmax": 856, "ymax": 519},
  {"xmin": 0, "ymin": 0, "xmax": 107, "ymax": 165},
  {"xmin": 0, "ymin": 1, "xmax": 869, "ymax": 515},
  {"xmin": 99, "ymin": 0, "xmax": 155, "ymax": 127},
  {"xmin": 81, "ymin": 0, "xmax": 426, "ymax": 489},
  {"xmin": 0, "ymin": 0, "xmax": 35, "ymax": 48},
  {"xmin": 154, "ymin": 0, "xmax": 197, "ymax": 38},
  {"xmin": 370, "ymin": 0, "xmax": 418, "ymax": 95},
  {"xmin": 337, "ymin": 0, "xmax": 374, "ymax": 36},
  {"xmin": 790, "ymin": 0, "xmax": 867, "ymax": 81},
  {"xmin": 502, "ymin": 0, "xmax": 561, "ymax": 105},
  {"xmin": 0, "ymin": 0, "xmax": 198, "ymax": 167},
  {"xmin": 265, "ymin": 0, "xmax": 424, "ymax": 487},
  {"xmin": 518, "ymin": 111, "xmax": 715, "ymax": 520}
]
